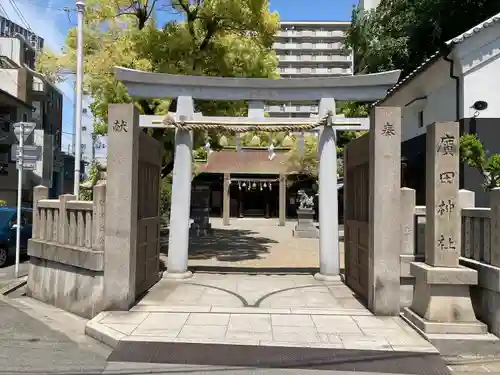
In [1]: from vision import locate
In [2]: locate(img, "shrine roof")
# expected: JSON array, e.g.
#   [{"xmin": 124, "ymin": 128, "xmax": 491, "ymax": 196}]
[{"xmin": 196, "ymin": 148, "xmax": 291, "ymax": 175}]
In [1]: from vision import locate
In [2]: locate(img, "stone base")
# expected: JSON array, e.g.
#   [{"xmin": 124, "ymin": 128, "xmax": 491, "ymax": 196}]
[
  {"xmin": 162, "ymin": 270, "xmax": 193, "ymax": 280},
  {"xmin": 314, "ymin": 273, "xmax": 341, "ymax": 282},
  {"xmin": 403, "ymin": 262, "xmax": 487, "ymax": 337},
  {"xmin": 293, "ymin": 227, "xmax": 319, "ymax": 238},
  {"xmin": 402, "ymin": 308, "xmax": 488, "ymax": 339}
]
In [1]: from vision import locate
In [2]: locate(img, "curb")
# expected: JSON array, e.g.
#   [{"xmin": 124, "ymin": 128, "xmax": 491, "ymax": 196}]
[
  {"xmin": 85, "ymin": 312, "xmax": 124, "ymax": 349},
  {"xmin": 0, "ymin": 276, "xmax": 27, "ymax": 295}
]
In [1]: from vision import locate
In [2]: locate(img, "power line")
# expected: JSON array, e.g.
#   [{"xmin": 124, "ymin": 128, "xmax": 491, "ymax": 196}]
[{"xmin": 8, "ymin": 0, "xmax": 33, "ymax": 32}]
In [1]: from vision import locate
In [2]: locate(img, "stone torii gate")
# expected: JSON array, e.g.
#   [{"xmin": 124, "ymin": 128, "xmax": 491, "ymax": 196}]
[{"xmin": 115, "ymin": 67, "xmax": 401, "ymax": 282}]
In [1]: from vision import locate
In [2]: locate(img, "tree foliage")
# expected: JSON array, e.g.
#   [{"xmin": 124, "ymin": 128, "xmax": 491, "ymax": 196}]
[
  {"xmin": 460, "ymin": 134, "xmax": 500, "ymax": 190},
  {"xmin": 346, "ymin": 0, "xmax": 500, "ymax": 76},
  {"xmin": 37, "ymin": 0, "xmax": 280, "ymax": 175}
]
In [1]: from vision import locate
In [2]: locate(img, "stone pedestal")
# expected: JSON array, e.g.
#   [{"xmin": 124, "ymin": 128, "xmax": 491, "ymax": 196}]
[
  {"xmin": 293, "ymin": 208, "xmax": 319, "ymax": 238},
  {"xmin": 402, "ymin": 122, "xmax": 486, "ymax": 337},
  {"xmin": 190, "ymin": 185, "xmax": 212, "ymax": 236},
  {"xmin": 403, "ymin": 263, "xmax": 486, "ymax": 334}
]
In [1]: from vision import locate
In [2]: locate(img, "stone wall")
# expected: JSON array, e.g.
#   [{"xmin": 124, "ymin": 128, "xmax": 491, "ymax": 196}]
[
  {"xmin": 27, "ymin": 183, "xmax": 106, "ymax": 319},
  {"xmin": 400, "ymin": 187, "xmax": 500, "ymax": 337}
]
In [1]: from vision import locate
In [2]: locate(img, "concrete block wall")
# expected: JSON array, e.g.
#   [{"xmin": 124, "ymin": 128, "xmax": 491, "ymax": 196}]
[{"xmin": 27, "ymin": 183, "xmax": 106, "ymax": 319}]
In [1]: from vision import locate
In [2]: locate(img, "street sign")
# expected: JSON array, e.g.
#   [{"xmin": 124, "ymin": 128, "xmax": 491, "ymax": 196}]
[
  {"xmin": 11, "ymin": 145, "xmax": 42, "ymax": 162},
  {"xmin": 16, "ymin": 161, "xmax": 36, "ymax": 171},
  {"xmin": 12, "ymin": 122, "xmax": 36, "ymax": 142}
]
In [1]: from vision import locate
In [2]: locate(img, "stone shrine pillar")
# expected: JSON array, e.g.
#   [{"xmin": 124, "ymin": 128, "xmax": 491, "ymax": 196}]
[
  {"xmin": 402, "ymin": 122, "xmax": 487, "ymax": 336},
  {"xmin": 223, "ymin": 173, "xmax": 230, "ymax": 225},
  {"xmin": 316, "ymin": 97, "xmax": 340, "ymax": 280},
  {"xmin": 368, "ymin": 107, "xmax": 401, "ymax": 315},
  {"xmin": 165, "ymin": 96, "xmax": 194, "ymax": 279},
  {"xmin": 103, "ymin": 103, "xmax": 140, "ymax": 310}
]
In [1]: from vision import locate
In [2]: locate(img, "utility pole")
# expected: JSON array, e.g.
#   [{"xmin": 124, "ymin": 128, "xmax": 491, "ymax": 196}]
[
  {"xmin": 15, "ymin": 122, "xmax": 24, "ymax": 278},
  {"xmin": 74, "ymin": 0, "xmax": 85, "ymax": 198}
]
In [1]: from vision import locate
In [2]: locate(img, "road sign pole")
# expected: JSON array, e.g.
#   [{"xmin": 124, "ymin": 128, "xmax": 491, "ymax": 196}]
[{"xmin": 15, "ymin": 122, "xmax": 24, "ymax": 278}]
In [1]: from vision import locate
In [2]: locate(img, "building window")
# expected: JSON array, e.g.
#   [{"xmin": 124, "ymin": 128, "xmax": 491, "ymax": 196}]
[{"xmin": 418, "ymin": 111, "xmax": 424, "ymax": 127}]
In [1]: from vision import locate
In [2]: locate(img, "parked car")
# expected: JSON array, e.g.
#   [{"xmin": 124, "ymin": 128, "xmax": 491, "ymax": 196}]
[{"xmin": 0, "ymin": 207, "xmax": 33, "ymax": 267}]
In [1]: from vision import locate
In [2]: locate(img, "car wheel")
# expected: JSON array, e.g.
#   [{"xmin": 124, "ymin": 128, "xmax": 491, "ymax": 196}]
[{"xmin": 0, "ymin": 247, "xmax": 7, "ymax": 267}]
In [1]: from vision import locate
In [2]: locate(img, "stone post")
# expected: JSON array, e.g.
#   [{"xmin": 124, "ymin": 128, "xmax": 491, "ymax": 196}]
[
  {"xmin": 400, "ymin": 187, "xmax": 416, "ymax": 307},
  {"xmin": 166, "ymin": 96, "xmax": 194, "ymax": 279},
  {"xmin": 368, "ymin": 106, "xmax": 401, "ymax": 315},
  {"xmin": 402, "ymin": 122, "xmax": 487, "ymax": 337},
  {"xmin": 316, "ymin": 97, "xmax": 340, "ymax": 280},
  {"xmin": 279, "ymin": 174, "xmax": 286, "ymax": 226},
  {"xmin": 58, "ymin": 194, "xmax": 76, "ymax": 245},
  {"xmin": 32, "ymin": 186, "xmax": 48, "ymax": 240},
  {"xmin": 490, "ymin": 188, "xmax": 500, "ymax": 267},
  {"xmin": 401, "ymin": 187, "xmax": 416, "ymax": 257},
  {"xmin": 92, "ymin": 182, "xmax": 106, "ymax": 251},
  {"xmin": 223, "ymin": 173, "xmax": 230, "ymax": 226},
  {"xmin": 103, "ymin": 103, "xmax": 140, "ymax": 310}
]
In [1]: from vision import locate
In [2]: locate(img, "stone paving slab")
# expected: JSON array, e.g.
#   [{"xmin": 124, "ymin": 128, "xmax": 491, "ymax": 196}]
[
  {"xmin": 135, "ymin": 273, "xmax": 362, "ymax": 310},
  {"xmin": 87, "ymin": 309, "xmax": 438, "ymax": 353}
]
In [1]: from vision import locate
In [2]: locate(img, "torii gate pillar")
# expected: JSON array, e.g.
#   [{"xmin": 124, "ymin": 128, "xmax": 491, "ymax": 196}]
[{"xmin": 315, "ymin": 98, "xmax": 341, "ymax": 280}]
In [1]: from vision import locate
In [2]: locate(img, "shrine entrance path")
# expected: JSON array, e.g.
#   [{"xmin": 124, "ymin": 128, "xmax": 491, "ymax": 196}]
[
  {"xmin": 86, "ymin": 219, "xmax": 438, "ymax": 356},
  {"xmin": 160, "ymin": 217, "xmax": 344, "ymax": 270}
]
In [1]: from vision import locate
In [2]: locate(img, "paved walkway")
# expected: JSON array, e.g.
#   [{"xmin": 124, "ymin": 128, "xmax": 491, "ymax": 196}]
[
  {"xmin": 87, "ymin": 274, "xmax": 436, "ymax": 353},
  {"xmin": 161, "ymin": 218, "xmax": 344, "ymax": 270}
]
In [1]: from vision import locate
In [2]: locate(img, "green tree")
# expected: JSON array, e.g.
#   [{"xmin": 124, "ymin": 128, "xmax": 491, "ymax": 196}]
[
  {"xmin": 346, "ymin": 0, "xmax": 500, "ymax": 76},
  {"xmin": 37, "ymin": 0, "xmax": 280, "ymax": 177},
  {"xmin": 460, "ymin": 134, "xmax": 500, "ymax": 190}
]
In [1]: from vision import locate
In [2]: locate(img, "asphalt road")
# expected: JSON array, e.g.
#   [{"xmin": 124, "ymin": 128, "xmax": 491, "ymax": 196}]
[{"xmin": 0, "ymin": 256, "xmax": 29, "ymax": 289}]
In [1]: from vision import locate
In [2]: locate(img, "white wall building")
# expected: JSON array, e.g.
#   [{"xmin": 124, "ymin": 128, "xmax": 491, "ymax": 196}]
[
  {"xmin": 379, "ymin": 13, "xmax": 500, "ymax": 207},
  {"xmin": 268, "ymin": 21, "xmax": 353, "ymax": 118},
  {"xmin": 359, "ymin": 0, "xmax": 381, "ymax": 11}
]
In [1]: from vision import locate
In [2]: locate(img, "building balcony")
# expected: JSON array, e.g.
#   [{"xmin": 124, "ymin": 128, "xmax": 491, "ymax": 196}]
[
  {"xmin": 277, "ymin": 67, "xmax": 352, "ymax": 75},
  {"xmin": 277, "ymin": 54, "xmax": 352, "ymax": 63},
  {"xmin": 273, "ymin": 42, "xmax": 344, "ymax": 50},
  {"xmin": 276, "ymin": 30, "xmax": 345, "ymax": 38}
]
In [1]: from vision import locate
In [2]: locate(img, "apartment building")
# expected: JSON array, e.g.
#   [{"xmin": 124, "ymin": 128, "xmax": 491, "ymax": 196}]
[
  {"xmin": 267, "ymin": 21, "xmax": 354, "ymax": 118},
  {"xmin": 0, "ymin": 16, "xmax": 63, "ymax": 205}
]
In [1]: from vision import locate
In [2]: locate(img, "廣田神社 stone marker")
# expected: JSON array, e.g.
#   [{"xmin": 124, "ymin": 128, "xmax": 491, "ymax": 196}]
[{"xmin": 402, "ymin": 122, "xmax": 487, "ymax": 337}]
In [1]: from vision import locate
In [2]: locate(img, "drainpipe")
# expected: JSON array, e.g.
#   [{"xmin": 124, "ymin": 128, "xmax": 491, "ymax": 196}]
[
  {"xmin": 442, "ymin": 46, "xmax": 460, "ymax": 122},
  {"xmin": 442, "ymin": 46, "xmax": 464, "ymax": 188}
]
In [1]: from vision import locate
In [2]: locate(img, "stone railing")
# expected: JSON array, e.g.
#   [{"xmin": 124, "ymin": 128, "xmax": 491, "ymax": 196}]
[
  {"xmin": 400, "ymin": 187, "xmax": 500, "ymax": 337},
  {"xmin": 27, "ymin": 183, "xmax": 106, "ymax": 319}
]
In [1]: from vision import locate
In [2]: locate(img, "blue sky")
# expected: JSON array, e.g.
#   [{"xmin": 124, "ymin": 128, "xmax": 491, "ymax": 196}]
[{"xmin": 0, "ymin": 0, "xmax": 356, "ymax": 150}]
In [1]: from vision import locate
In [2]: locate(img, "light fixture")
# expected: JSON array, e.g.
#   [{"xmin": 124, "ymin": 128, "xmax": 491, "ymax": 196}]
[
  {"xmin": 252, "ymin": 182, "xmax": 257, "ymax": 188},
  {"xmin": 263, "ymin": 182, "xmax": 267, "ymax": 188},
  {"xmin": 238, "ymin": 182, "xmax": 241, "ymax": 190},
  {"xmin": 242, "ymin": 182, "xmax": 246, "ymax": 187}
]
